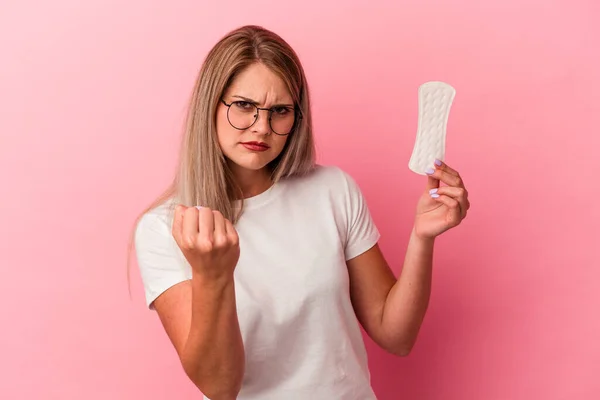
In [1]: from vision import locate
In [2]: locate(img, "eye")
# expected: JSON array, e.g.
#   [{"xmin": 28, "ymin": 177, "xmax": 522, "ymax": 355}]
[
  {"xmin": 272, "ymin": 106, "xmax": 291, "ymax": 115},
  {"xmin": 233, "ymin": 101, "xmax": 254, "ymax": 110}
]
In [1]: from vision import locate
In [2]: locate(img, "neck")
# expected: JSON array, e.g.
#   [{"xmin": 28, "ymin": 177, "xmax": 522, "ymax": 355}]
[{"xmin": 229, "ymin": 163, "xmax": 273, "ymax": 199}]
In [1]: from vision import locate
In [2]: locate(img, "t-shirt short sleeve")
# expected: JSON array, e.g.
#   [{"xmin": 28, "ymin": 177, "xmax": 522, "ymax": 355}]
[
  {"xmin": 338, "ymin": 169, "xmax": 381, "ymax": 261},
  {"xmin": 134, "ymin": 205, "xmax": 192, "ymax": 309}
]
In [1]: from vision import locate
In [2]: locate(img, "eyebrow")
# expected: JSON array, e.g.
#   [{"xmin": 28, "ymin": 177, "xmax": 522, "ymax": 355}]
[{"xmin": 232, "ymin": 95, "xmax": 294, "ymax": 108}]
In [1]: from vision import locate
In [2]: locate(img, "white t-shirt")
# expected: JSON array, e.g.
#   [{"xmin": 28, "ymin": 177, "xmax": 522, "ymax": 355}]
[{"xmin": 135, "ymin": 165, "xmax": 381, "ymax": 400}]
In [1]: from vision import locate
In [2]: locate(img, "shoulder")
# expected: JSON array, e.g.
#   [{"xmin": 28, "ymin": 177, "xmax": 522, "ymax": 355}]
[
  {"xmin": 133, "ymin": 198, "xmax": 190, "ymax": 309},
  {"xmin": 134, "ymin": 198, "xmax": 177, "ymax": 243},
  {"xmin": 284, "ymin": 164, "xmax": 357, "ymax": 192},
  {"xmin": 312, "ymin": 164, "xmax": 365, "ymax": 199},
  {"xmin": 277, "ymin": 164, "xmax": 365, "ymax": 211}
]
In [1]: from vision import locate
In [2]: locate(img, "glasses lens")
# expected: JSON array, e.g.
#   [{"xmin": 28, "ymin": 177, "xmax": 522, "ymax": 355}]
[
  {"xmin": 227, "ymin": 101, "xmax": 296, "ymax": 135},
  {"xmin": 228, "ymin": 101, "xmax": 257, "ymax": 130},
  {"xmin": 270, "ymin": 106, "xmax": 296, "ymax": 135}
]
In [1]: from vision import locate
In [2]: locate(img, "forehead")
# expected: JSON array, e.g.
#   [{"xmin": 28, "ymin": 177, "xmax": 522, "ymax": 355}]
[{"xmin": 225, "ymin": 63, "xmax": 293, "ymax": 104}]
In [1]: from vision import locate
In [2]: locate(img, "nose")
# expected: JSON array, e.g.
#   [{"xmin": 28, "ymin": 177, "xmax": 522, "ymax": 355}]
[{"xmin": 251, "ymin": 108, "xmax": 272, "ymax": 136}]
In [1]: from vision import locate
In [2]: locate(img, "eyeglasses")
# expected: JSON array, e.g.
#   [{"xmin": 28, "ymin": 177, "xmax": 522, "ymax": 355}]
[{"xmin": 220, "ymin": 99, "xmax": 301, "ymax": 136}]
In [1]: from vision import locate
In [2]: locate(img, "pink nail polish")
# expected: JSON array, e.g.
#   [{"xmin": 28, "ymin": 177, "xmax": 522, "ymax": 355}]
[{"xmin": 434, "ymin": 159, "xmax": 442, "ymax": 166}]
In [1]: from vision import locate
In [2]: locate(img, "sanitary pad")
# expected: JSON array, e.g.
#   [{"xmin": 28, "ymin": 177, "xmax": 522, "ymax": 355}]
[{"xmin": 408, "ymin": 81, "xmax": 456, "ymax": 175}]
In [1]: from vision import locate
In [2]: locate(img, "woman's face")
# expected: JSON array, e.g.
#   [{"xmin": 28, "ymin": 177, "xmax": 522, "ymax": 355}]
[{"xmin": 216, "ymin": 63, "xmax": 294, "ymax": 175}]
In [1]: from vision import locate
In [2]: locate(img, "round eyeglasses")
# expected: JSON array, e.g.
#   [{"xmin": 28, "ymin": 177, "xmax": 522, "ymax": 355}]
[{"xmin": 220, "ymin": 99, "xmax": 301, "ymax": 136}]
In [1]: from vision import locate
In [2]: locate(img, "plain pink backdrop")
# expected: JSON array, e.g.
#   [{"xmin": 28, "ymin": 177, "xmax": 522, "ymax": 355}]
[{"xmin": 1, "ymin": 0, "xmax": 598, "ymax": 399}]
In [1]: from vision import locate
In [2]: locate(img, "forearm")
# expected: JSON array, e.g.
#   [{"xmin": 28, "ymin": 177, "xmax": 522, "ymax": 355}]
[
  {"xmin": 181, "ymin": 272, "xmax": 245, "ymax": 399},
  {"xmin": 381, "ymin": 226, "xmax": 435, "ymax": 355}
]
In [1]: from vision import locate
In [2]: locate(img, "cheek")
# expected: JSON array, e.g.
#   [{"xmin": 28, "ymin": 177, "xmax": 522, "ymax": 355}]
[
  {"xmin": 272, "ymin": 136, "xmax": 289, "ymax": 153},
  {"xmin": 216, "ymin": 110, "xmax": 237, "ymax": 148}
]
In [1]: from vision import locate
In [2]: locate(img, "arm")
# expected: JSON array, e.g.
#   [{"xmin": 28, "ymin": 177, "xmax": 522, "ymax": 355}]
[
  {"xmin": 347, "ymin": 160, "xmax": 469, "ymax": 356},
  {"xmin": 149, "ymin": 205, "xmax": 245, "ymax": 399},
  {"xmin": 347, "ymin": 233, "xmax": 432, "ymax": 356},
  {"xmin": 381, "ymin": 229, "xmax": 434, "ymax": 354},
  {"xmin": 153, "ymin": 273, "xmax": 245, "ymax": 400}
]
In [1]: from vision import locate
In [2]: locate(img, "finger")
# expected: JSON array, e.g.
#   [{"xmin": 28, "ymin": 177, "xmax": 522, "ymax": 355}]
[
  {"xmin": 172, "ymin": 205, "xmax": 186, "ymax": 243},
  {"xmin": 182, "ymin": 206, "xmax": 200, "ymax": 248},
  {"xmin": 426, "ymin": 167, "xmax": 465, "ymax": 189},
  {"xmin": 212, "ymin": 210, "xmax": 227, "ymax": 245},
  {"xmin": 434, "ymin": 159, "xmax": 459, "ymax": 177},
  {"xmin": 431, "ymin": 187, "xmax": 469, "ymax": 218},
  {"xmin": 224, "ymin": 218, "xmax": 239, "ymax": 245},
  {"xmin": 431, "ymin": 194, "xmax": 462, "ymax": 223},
  {"xmin": 198, "ymin": 206, "xmax": 214, "ymax": 242},
  {"xmin": 425, "ymin": 174, "xmax": 440, "ymax": 191}
]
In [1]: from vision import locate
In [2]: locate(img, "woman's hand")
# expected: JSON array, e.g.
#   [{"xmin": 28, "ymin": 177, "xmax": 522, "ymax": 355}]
[
  {"xmin": 172, "ymin": 205, "xmax": 240, "ymax": 282},
  {"xmin": 413, "ymin": 160, "xmax": 470, "ymax": 240}
]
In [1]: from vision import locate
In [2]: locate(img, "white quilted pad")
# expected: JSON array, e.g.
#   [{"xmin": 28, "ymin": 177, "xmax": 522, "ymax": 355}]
[{"xmin": 408, "ymin": 81, "xmax": 456, "ymax": 175}]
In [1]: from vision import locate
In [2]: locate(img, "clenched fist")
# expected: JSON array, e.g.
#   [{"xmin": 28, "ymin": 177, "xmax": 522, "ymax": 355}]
[{"xmin": 172, "ymin": 205, "xmax": 240, "ymax": 281}]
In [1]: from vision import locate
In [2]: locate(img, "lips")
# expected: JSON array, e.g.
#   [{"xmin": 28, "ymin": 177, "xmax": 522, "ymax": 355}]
[
  {"xmin": 241, "ymin": 141, "xmax": 269, "ymax": 148},
  {"xmin": 241, "ymin": 141, "xmax": 270, "ymax": 151}
]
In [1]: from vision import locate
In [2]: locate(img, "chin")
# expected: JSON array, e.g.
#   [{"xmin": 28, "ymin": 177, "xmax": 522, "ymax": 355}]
[
  {"xmin": 227, "ymin": 153, "xmax": 276, "ymax": 172},
  {"xmin": 238, "ymin": 161, "xmax": 269, "ymax": 171}
]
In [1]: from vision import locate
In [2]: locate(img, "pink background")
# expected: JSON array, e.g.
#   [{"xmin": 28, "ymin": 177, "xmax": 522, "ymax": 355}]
[{"xmin": 1, "ymin": 0, "xmax": 598, "ymax": 399}]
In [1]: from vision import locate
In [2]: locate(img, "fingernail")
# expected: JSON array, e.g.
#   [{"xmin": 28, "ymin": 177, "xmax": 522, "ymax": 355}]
[
  {"xmin": 434, "ymin": 159, "xmax": 442, "ymax": 166},
  {"xmin": 429, "ymin": 188, "xmax": 438, "ymax": 194},
  {"xmin": 425, "ymin": 168, "xmax": 435, "ymax": 175},
  {"xmin": 431, "ymin": 193, "xmax": 440, "ymax": 198},
  {"xmin": 195, "ymin": 206, "xmax": 203, "ymax": 210}
]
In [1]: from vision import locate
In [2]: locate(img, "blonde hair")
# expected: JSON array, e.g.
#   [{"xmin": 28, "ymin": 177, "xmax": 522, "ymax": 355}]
[{"xmin": 127, "ymin": 25, "xmax": 316, "ymax": 291}]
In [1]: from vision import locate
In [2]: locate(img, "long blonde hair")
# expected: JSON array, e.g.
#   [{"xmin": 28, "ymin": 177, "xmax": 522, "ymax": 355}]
[{"xmin": 127, "ymin": 25, "xmax": 316, "ymax": 291}]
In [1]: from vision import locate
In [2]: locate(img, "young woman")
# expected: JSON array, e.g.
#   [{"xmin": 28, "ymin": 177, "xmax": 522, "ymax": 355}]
[{"xmin": 133, "ymin": 25, "xmax": 470, "ymax": 400}]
